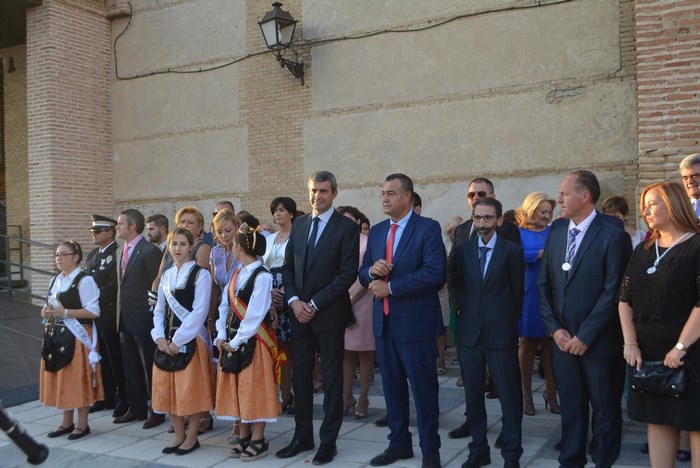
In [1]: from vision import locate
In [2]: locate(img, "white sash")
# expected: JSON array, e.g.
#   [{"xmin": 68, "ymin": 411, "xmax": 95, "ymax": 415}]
[
  {"xmin": 162, "ymin": 268, "xmax": 211, "ymax": 351},
  {"xmin": 63, "ymin": 318, "xmax": 101, "ymax": 387}
]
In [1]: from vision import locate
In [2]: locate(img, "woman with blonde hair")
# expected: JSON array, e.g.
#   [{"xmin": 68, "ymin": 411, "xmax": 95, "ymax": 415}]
[
  {"xmin": 515, "ymin": 192, "xmax": 559, "ymax": 416},
  {"xmin": 619, "ymin": 180, "xmax": 700, "ymax": 468}
]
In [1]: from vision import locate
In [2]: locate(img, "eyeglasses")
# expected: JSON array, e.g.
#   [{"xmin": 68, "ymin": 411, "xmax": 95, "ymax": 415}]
[
  {"xmin": 681, "ymin": 173, "xmax": 700, "ymax": 183},
  {"xmin": 54, "ymin": 253, "xmax": 76, "ymax": 258},
  {"xmin": 90, "ymin": 228, "xmax": 107, "ymax": 234},
  {"xmin": 472, "ymin": 215, "xmax": 497, "ymax": 222},
  {"xmin": 467, "ymin": 191, "xmax": 488, "ymax": 200}
]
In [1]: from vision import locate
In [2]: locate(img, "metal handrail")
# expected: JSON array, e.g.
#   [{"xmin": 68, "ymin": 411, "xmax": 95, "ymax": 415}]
[{"xmin": 0, "ymin": 225, "xmax": 57, "ymax": 301}]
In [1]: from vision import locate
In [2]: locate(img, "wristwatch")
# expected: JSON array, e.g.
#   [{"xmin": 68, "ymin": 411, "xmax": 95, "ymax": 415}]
[{"xmin": 675, "ymin": 342, "xmax": 688, "ymax": 351}]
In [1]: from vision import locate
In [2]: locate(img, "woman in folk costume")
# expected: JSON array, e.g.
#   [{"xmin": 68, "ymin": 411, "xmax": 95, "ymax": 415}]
[
  {"xmin": 151, "ymin": 228, "xmax": 214, "ymax": 456},
  {"xmin": 40, "ymin": 240, "xmax": 103, "ymax": 440},
  {"xmin": 216, "ymin": 223, "xmax": 282, "ymax": 461}
]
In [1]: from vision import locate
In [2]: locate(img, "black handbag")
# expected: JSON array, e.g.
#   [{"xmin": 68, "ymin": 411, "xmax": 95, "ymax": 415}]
[
  {"xmin": 219, "ymin": 339, "xmax": 256, "ymax": 374},
  {"xmin": 631, "ymin": 361, "xmax": 685, "ymax": 398},
  {"xmin": 41, "ymin": 318, "xmax": 76, "ymax": 372},
  {"xmin": 153, "ymin": 339, "xmax": 196, "ymax": 372}
]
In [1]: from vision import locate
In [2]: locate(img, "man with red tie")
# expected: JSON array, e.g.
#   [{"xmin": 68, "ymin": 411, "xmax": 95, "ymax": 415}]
[{"xmin": 359, "ymin": 173, "xmax": 446, "ymax": 468}]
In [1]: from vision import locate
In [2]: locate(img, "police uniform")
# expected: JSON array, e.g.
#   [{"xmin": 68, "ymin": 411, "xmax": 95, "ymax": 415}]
[{"xmin": 85, "ymin": 214, "xmax": 127, "ymax": 417}]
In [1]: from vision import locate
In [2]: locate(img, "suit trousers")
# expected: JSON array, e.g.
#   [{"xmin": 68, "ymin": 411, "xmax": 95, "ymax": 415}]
[
  {"xmin": 120, "ymin": 329, "xmax": 156, "ymax": 416},
  {"xmin": 376, "ymin": 315, "xmax": 440, "ymax": 456},
  {"xmin": 98, "ymin": 327, "xmax": 126, "ymax": 405},
  {"xmin": 458, "ymin": 341, "xmax": 523, "ymax": 462},
  {"xmin": 291, "ymin": 324, "xmax": 345, "ymax": 445},
  {"xmin": 552, "ymin": 344, "xmax": 624, "ymax": 468}
]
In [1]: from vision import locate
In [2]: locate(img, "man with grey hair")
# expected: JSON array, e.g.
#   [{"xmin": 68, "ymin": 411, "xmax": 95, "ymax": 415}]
[{"xmin": 679, "ymin": 153, "xmax": 700, "ymax": 219}]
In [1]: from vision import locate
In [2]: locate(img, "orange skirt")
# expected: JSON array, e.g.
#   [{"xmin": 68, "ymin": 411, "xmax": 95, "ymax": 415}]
[
  {"xmin": 39, "ymin": 325, "xmax": 104, "ymax": 410},
  {"xmin": 151, "ymin": 336, "xmax": 215, "ymax": 416},
  {"xmin": 215, "ymin": 339, "xmax": 281, "ymax": 422}
]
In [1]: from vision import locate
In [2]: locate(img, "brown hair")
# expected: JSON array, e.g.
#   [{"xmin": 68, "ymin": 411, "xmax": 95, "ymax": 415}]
[
  {"xmin": 213, "ymin": 209, "xmax": 240, "ymax": 233},
  {"xmin": 167, "ymin": 227, "xmax": 195, "ymax": 247},
  {"xmin": 58, "ymin": 240, "xmax": 83, "ymax": 264},
  {"xmin": 640, "ymin": 181, "xmax": 700, "ymax": 249}
]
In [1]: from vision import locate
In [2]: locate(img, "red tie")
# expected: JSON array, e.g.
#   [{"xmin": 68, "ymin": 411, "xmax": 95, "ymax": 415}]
[
  {"xmin": 383, "ymin": 223, "xmax": 398, "ymax": 316},
  {"xmin": 121, "ymin": 244, "xmax": 130, "ymax": 273}
]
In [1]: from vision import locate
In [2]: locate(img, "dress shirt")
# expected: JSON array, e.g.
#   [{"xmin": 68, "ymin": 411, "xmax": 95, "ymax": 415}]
[
  {"xmin": 385, "ymin": 209, "xmax": 413, "ymax": 257},
  {"xmin": 692, "ymin": 198, "xmax": 700, "ymax": 218},
  {"xmin": 49, "ymin": 267, "xmax": 100, "ymax": 316},
  {"xmin": 158, "ymin": 240, "xmax": 167, "ymax": 252},
  {"xmin": 99, "ymin": 240, "xmax": 116, "ymax": 255},
  {"xmin": 216, "ymin": 260, "xmax": 273, "ymax": 350},
  {"xmin": 308, "ymin": 208, "xmax": 334, "ymax": 245},
  {"xmin": 567, "ymin": 210, "xmax": 597, "ymax": 255},
  {"xmin": 477, "ymin": 232, "xmax": 498, "ymax": 276},
  {"xmin": 151, "ymin": 260, "xmax": 212, "ymax": 346},
  {"xmin": 122, "ymin": 235, "xmax": 143, "ymax": 268}
]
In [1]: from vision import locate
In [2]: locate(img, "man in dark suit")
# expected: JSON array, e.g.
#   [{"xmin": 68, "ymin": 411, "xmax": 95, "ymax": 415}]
[
  {"xmin": 113, "ymin": 209, "xmax": 163, "ymax": 429},
  {"xmin": 447, "ymin": 177, "xmax": 521, "ymax": 441},
  {"xmin": 452, "ymin": 198, "xmax": 524, "ymax": 468},
  {"xmin": 538, "ymin": 170, "xmax": 631, "ymax": 468},
  {"xmin": 85, "ymin": 215, "xmax": 128, "ymax": 418},
  {"xmin": 277, "ymin": 171, "xmax": 359, "ymax": 465},
  {"xmin": 359, "ymin": 173, "xmax": 445, "ymax": 468}
]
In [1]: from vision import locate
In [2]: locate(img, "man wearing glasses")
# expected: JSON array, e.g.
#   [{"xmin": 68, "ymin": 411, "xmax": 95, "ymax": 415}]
[
  {"xmin": 446, "ymin": 177, "xmax": 521, "ymax": 442},
  {"xmin": 85, "ymin": 215, "xmax": 128, "ymax": 418},
  {"xmin": 679, "ymin": 153, "xmax": 700, "ymax": 219}
]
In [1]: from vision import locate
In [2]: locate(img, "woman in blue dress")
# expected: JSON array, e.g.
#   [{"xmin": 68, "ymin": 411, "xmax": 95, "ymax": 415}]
[{"xmin": 515, "ymin": 192, "xmax": 559, "ymax": 416}]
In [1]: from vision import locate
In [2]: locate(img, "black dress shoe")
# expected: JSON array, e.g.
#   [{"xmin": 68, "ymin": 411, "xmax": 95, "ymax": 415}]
[
  {"xmin": 275, "ymin": 438, "xmax": 315, "ymax": 458},
  {"xmin": 47, "ymin": 424, "xmax": 74, "ymax": 438},
  {"xmin": 375, "ymin": 414, "xmax": 388, "ymax": 427},
  {"xmin": 494, "ymin": 432, "xmax": 504, "ymax": 449},
  {"xmin": 67, "ymin": 426, "xmax": 91, "ymax": 440},
  {"xmin": 89, "ymin": 400, "xmax": 114, "ymax": 413},
  {"xmin": 462, "ymin": 452, "xmax": 491, "ymax": 468},
  {"xmin": 503, "ymin": 460, "xmax": 519, "ymax": 468},
  {"xmin": 112, "ymin": 402, "xmax": 129, "ymax": 418},
  {"xmin": 448, "ymin": 421, "xmax": 471, "ymax": 439},
  {"xmin": 174, "ymin": 440, "xmax": 200, "ymax": 455},
  {"xmin": 422, "ymin": 452, "xmax": 441, "ymax": 468},
  {"xmin": 370, "ymin": 447, "xmax": 414, "ymax": 466},
  {"xmin": 142, "ymin": 413, "xmax": 165, "ymax": 429},
  {"xmin": 312, "ymin": 442, "xmax": 337, "ymax": 465},
  {"xmin": 113, "ymin": 410, "xmax": 147, "ymax": 424}
]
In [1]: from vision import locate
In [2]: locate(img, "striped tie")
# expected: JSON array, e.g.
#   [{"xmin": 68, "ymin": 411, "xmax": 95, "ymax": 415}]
[{"xmin": 567, "ymin": 228, "xmax": 581, "ymax": 263}]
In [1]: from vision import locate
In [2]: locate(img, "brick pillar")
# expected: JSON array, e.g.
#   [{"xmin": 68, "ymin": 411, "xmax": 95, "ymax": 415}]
[
  {"xmin": 636, "ymin": 0, "xmax": 700, "ymax": 188},
  {"xmin": 26, "ymin": 0, "xmax": 112, "ymax": 299},
  {"xmin": 240, "ymin": 0, "xmax": 311, "ymax": 218}
]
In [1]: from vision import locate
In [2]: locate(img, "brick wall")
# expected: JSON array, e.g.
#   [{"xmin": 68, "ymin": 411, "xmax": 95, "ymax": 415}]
[
  {"xmin": 26, "ymin": 0, "xmax": 112, "ymax": 298},
  {"xmin": 636, "ymin": 0, "xmax": 700, "ymax": 187}
]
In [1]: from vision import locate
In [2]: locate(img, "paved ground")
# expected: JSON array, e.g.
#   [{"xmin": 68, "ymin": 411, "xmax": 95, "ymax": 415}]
[{"xmin": 0, "ymin": 295, "xmax": 652, "ymax": 467}]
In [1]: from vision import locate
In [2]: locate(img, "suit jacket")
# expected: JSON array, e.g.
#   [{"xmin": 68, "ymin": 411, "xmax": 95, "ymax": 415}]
[
  {"xmin": 358, "ymin": 212, "xmax": 446, "ymax": 342},
  {"xmin": 453, "ymin": 235, "xmax": 524, "ymax": 349},
  {"xmin": 116, "ymin": 237, "xmax": 162, "ymax": 334},
  {"xmin": 85, "ymin": 241, "xmax": 119, "ymax": 330},
  {"xmin": 447, "ymin": 219, "xmax": 521, "ymax": 301},
  {"xmin": 282, "ymin": 210, "xmax": 359, "ymax": 331},
  {"xmin": 538, "ymin": 213, "xmax": 631, "ymax": 358}
]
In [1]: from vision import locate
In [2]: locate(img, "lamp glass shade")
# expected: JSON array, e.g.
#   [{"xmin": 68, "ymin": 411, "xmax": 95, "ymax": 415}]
[{"xmin": 259, "ymin": 2, "xmax": 297, "ymax": 50}]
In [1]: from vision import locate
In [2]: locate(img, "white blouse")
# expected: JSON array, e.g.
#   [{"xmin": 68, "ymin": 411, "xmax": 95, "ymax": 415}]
[
  {"xmin": 216, "ymin": 260, "xmax": 272, "ymax": 350},
  {"xmin": 49, "ymin": 267, "xmax": 100, "ymax": 316},
  {"xmin": 151, "ymin": 260, "xmax": 212, "ymax": 346},
  {"xmin": 262, "ymin": 231, "xmax": 289, "ymax": 269}
]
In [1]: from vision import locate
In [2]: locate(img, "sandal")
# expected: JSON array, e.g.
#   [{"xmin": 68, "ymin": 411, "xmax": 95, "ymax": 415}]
[
  {"xmin": 240, "ymin": 438, "xmax": 268, "ymax": 462},
  {"xmin": 230, "ymin": 435, "xmax": 252, "ymax": 458}
]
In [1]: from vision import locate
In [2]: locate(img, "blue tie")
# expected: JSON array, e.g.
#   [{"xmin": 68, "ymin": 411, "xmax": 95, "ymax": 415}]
[
  {"xmin": 567, "ymin": 228, "xmax": 581, "ymax": 263},
  {"xmin": 306, "ymin": 217, "xmax": 320, "ymax": 264},
  {"xmin": 479, "ymin": 246, "xmax": 490, "ymax": 278}
]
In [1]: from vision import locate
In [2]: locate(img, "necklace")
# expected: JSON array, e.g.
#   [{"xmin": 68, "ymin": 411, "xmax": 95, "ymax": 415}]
[{"xmin": 647, "ymin": 232, "xmax": 691, "ymax": 274}]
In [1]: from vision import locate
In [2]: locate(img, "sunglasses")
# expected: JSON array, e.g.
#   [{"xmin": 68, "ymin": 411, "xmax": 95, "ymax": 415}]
[
  {"xmin": 467, "ymin": 191, "xmax": 488, "ymax": 200},
  {"xmin": 90, "ymin": 228, "xmax": 107, "ymax": 234}
]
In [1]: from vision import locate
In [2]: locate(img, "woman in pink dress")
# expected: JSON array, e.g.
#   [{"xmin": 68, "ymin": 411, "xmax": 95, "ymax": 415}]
[{"xmin": 338, "ymin": 206, "xmax": 375, "ymax": 419}]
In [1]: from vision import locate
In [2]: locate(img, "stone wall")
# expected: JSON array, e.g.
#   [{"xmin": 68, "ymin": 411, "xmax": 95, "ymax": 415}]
[{"xmin": 109, "ymin": 0, "xmax": 638, "ymax": 230}]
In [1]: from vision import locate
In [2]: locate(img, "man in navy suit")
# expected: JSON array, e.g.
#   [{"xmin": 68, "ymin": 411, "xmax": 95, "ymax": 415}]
[
  {"xmin": 538, "ymin": 170, "xmax": 631, "ymax": 468},
  {"xmin": 452, "ymin": 197, "xmax": 524, "ymax": 468},
  {"xmin": 277, "ymin": 171, "xmax": 359, "ymax": 465},
  {"xmin": 359, "ymin": 173, "xmax": 445, "ymax": 468}
]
